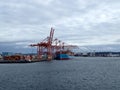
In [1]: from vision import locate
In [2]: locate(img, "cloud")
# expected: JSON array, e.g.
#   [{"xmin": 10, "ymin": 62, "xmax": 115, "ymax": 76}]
[
  {"xmin": 0, "ymin": 0, "xmax": 120, "ymax": 52},
  {"xmin": 79, "ymin": 44, "xmax": 120, "ymax": 52}
]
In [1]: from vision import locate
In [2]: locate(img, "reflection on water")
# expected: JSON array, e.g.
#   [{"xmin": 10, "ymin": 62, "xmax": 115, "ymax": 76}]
[{"xmin": 0, "ymin": 57, "xmax": 120, "ymax": 90}]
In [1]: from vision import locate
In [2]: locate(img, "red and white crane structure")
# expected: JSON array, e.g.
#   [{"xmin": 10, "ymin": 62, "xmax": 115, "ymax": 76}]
[
  {"xmin": 30, "ymin": 28, "xmax": 54, "ymax": 60},
  {"xmin": 30, "ymin": 27, "xmax": 78, "ymax": 61}
]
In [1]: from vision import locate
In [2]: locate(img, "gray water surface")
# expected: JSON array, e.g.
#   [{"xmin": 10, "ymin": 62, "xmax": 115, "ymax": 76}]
[{"xmin": 0, "ymin": 57, "xmax": 120, "ymax": 90}]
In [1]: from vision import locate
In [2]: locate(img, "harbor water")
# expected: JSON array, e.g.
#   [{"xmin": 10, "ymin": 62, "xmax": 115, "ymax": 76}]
[{"xmin": 0, "ymin": 57, "xmax": 120, "ymax": 90}]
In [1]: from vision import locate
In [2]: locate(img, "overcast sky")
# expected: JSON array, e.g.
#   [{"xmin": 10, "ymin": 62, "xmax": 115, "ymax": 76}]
[{"xmin": 0, "ymin": 0, "xmax": 120, "ymax": 53}]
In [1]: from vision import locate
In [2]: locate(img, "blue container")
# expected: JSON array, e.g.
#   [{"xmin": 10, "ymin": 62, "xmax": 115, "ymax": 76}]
[
  {"xmin": 2, "ymin": 52, "xmax": 13, "ymax": 56},
  {"xmin": 56, "ymin": 54, "xmax": 69, "ymax": 60}
]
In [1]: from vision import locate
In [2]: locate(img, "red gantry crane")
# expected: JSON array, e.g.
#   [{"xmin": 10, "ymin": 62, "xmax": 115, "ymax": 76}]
[{"xmin": 30, "ymin": 28, "xmax": 54, "ymax": 61}]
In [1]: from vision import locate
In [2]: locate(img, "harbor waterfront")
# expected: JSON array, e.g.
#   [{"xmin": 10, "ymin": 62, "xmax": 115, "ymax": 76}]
[{"xmin": 0, "ymin": 57, "xmax": 120, "ymax": 90}]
